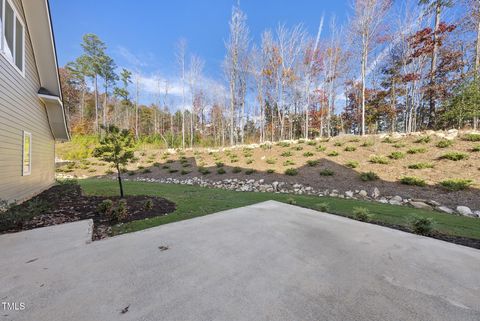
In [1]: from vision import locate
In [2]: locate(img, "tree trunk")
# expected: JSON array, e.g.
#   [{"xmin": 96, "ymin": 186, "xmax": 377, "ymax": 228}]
[
  {"xmin": 474, "ymin": 14, "xmax": 480, "ymax": 130},
  {"xmin": 116, "ymin": 163, "xmax": 124, "ymax": 198},
  {"xmin": 428, "ymin": 2, "xmax": 441, "ymax": 128},
  {"xmin": 94, "ymin": 75, "xmax": 99, "ymax": 133},
  {"xmin": 103, "ymin": 84, "xmax": 108, "ymax": 127}
]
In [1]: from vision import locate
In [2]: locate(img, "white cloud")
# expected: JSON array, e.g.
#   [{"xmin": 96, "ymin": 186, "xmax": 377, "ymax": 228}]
[{"xmin": 115, "ymin": 46, "xmax": 153, "ymax": 68}]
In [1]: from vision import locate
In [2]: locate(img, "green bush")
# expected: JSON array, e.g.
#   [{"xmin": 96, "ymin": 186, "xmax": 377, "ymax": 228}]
[
  {"xmin": 217, "ymin": 168, "xmax": 226, "ymax": 174},
  {"xmin": 361, "ymin": 141, "xmax": 374, "ymax": 147},
  {"xmin": 162, "ymin": 165, "xmax": 170, "ymax": 169},
  {"xmin": 246, "ymin": 158, "xmax": 254, "ymax": 164},
  {"xmin": 440, "ymin": 152, "xmax": 469, "ymax": 161},
  {"xmin": 232, "ymin": 167, "xmax": 242, "ymax": 173},
  {"xmin": 408, "ymin": 162, "xmax": 434, "ymax": 169},
  {"xmin": 284, "ymin": 168, "xmax": 298, "ymax": 176},
  {"xmin": 319, "ymin": 169, "xmax": 334, "ymax": 176},
  {"xmin": 277, "ymin": 142, "xmax": 290, "ymax": 147},
  {"xmin": 472, "ymin": 145, "xmax": 480, "ymax": 152},
  {"xmin": 333, "ymin": 142, "xmax": 343, "ymax": 147},
  {"xmin": 410, "ymin": 217, "xmax": 434, "ymax": 235},
  {"xmin": 306, "ymin": 160, "xmax": 320, "ymax": 167},
  {"xmin": 307, "ymin": 141, "xmax": 317, "ymax": 146},
  {"xmin": 349, "ymin": 137, "xmax": 360, "ymax": 142},
  {"xmin": 198, "ymin": 167, "xmax": 211, "ymax": 175},
  {"xmin": 286, "ymin": 197, "xmax": 296, "ymax": 205},
  {"xmin": 414, "ymin": 136, "xmax": 431, "ymax": 144},
  {"xmin": 180, "ymin": 169, "xmax": 191, "ymax": 175},
  {"xmin": 97, "ymin": 199, "xmax": 114, "ymax": 216},
  {"xmin": 327, "ymin": 151, "xmax": 339, "ymax": 157},
  {"xmin": 369, "ymin": 155, "xmax": 389, "ymax": 164},
  {"xmin": 266, "ymin": 158, "xmax": 276, "ymax": 164},
  {"xmin": 127, "ymin": 171, "xmax": 135, "ymax": 176},
  {"xmin": 292, "ymin": 146, "xmax": 304, "ymax": 151},
  {"xmin": 281, "ymin": 151, "xmax": 293, "ymax": 157},
  {"xmin": 393, "ymin": 142, "xmax": 406, "ymax": 148},
  {"xmin": 382, "ymin": 137, "xmax": 396, "ymax": 143},
  {"xmin": 298, "ymin": 139, "xmax": 305, "ymax": 144},
  {"xmin": 440, "ymin": 179, "xmax": 473, "ymax": 191},
  {"xmin": 114, "ymin": 199, "xmax": 128, "ymax": 221},
  {"xmin": 344, "ymin": 146, "xmax": 357, "ymax": 152},
  {"xmin": 345, "ymin": 161, "xmax": 359, "ymax": 168},
  {"xmin": 144, "ymin": 199, "xmax": 154, "ymax": 211},
  {"xmin": 316, "ymin": 202, "xmax": 330, "ymax": 212},
  {"xmin": 316, "ymin": 145, "xmax": 327, "ymax": 152},
  {"xmin": 215, "ymin": 162, "xmax": 224, "ymax": 168},
  {"xmin": 400, "ymin": 176, "xmax": 426, "ymax": 187},
  {"xmin": 436, "ymin": 140, "xmax": 453, "ymax": 148},
  {"xmin": 266, "ymin": 169, "xmax": 275, "ymax": 174},
  {"xmin": 105, "ymin": 169, "xmax": 115, "ymax": 175},
  {"xmin": 360, "ymin": 171, "xmax": 379, "ymax": 181},
  {"xmin": 389, "ymin": 151, "xmax": 405, "ymax": 160},
  {"xmin": 168, "ymin": 169, "xmax": 178, "ymax": 173},
  {"xmin": 245, "ymin": 169, "xmax": 256, "ymax": 175},
  {"xmin": 153, "ymin": 162, "xmax": 161, "ymax": 167},
  {"xmin": 462, "ymin": 133, "xmax": 480, "ymax": 142},
  {"xmin": 407, "ymin": 147, "xmax": 427, "ymax": 154},
  {"xmin": 283, "ymin": 160, "xmax": 295, "ymax": 166},
  {"xmin": 303, "ymin": 151, "xmax": 314, "ymax": 157},
  {"xmin": 353, "ymin": 207, "xmax": 371, "ymax": 222}
]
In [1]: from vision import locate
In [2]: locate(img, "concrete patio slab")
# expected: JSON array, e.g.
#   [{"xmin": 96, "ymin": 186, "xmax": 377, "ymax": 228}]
[{"xmin": 0, "ymin": 201, "xmax": 479, "ymax": 321}]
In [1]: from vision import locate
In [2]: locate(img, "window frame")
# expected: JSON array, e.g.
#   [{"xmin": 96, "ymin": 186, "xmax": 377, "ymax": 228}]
[
  {"xmin": 22, "ymin": 131, "xmax": 32, "ymax": 176},
  {"xmin": 0, "ymin": 0, "xmax": 25, "ymax": 77}
]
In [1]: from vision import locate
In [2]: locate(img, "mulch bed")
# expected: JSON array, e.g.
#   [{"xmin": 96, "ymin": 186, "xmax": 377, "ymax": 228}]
[{"xmin": 0, "ymin": 184, "xmax": 176, "ymax": 240}]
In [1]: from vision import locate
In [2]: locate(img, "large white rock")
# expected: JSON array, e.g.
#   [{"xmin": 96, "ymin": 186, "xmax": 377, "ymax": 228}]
[
  {"xmin": 409, "ymin": 201, "xmax": 432, "ymax": 210},
  {"xmin": 437, "ymin": 206, "xmax": 454, "ymax": 214},
  {"xmin": 372, "ymin": 187, "xmax": 380, "ymax": 199},
  {"xmin": 456, "ymin": 206, "xmax": 476, "ymax": 217}
]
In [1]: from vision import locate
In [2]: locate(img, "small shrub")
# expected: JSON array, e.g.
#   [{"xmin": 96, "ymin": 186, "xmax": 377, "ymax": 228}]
[
  {"xmin": 307, "ymin": 159, "xmax": 320, "ymax": 167},
  {"xmin": 286, "ymin": 197, "xmax": 296, "ymax": 205},
  {"xmin": 360, "ymin": 171, "xmax": 379, "ymax": 181},
  {"xmin": 162, "ymin": 165, "xmax": 170, "ymax": 169},
  {"xmin": 105, "ymin": 169, "xmax": 114, "ymax": 175},
  {"xmin": 182, "ymin": 163, "xmax": 191, "ymax": 168},
  {"xmin": 344, "ymin": 146, "xmax": 356, "ymax": 152},
  {"xmin": 284, "ymin": 168, "xmax": 298, "ymax": 176},
  {"xmin": 316, "ymin": 145, "xmax": 327, "ymax": 152},
  {"xmin": 261, "ymin": 143, "xmax": 273, "ymax": 150},
  {"xmin": 408, "ymin": 162, "xmax": 434, "ymax": 169},
  {"xmin": 98, "ymin": 199, "xmax": 114, "ymax": 217},
  {"xmin": 382, "ymin": 137, "xmax": 395, "ymax": 143},
  {"xmin": 352, "ymin": 207, "xmax": 371, "ymax": 222},
  {"xmin": 142, "ymin": 168, "xmax": 152, "ymax": 174},
  {"xmin": 198, "ymin": 167, "xmax": 211, "ymax": 175},
  {"xmin": 246, "ymin": 158, "xmax": 254, "ymax": 164},
  {"xmin": 400, "ymin": 176, "xmax": 426, "ymax": 187},
  {"xmin": 281, "ymin": 151, "xmax": 293, "ymax": 157},
  {"xmin": 168, "ymin": 169, "xmax": 178, "ymax": 173},
  {"xmin": 166, "ymin": 159, "xmax": 174, "ymax": 164},
  {"xmin": 440, "ymin": 179, "xmax": 473, "ymax": 191},
  {"xmin": 462, "ymin": 133, "xmax": 480, "ymax": 142},
  {"xmin": 232, "ymin": 167, "xmax": 242, "ymax": 173},
  {"xmin": 277, "ymin": 141, "xmax": 290, "ymax": 147},
  {"xmin": 137, "ymin": 165, "xmax": 144, "ymax": 170},
  {"xmin": 472, "ymin": 145, "xmax": 480, "ymax": 152},
  {"xmin": 361, "ymin": 141, "xmax": 374, "ymax": 147},
  {"xmin": 389, "ymin": 151, "xmax": 405, "ymax": 160},
  {"xmin": 440, "ymin": 152, "xmax": 469, "ymax": 161},
  {"xmin": 410, "ymin": 217, "xmax": 434, "ymax": 235},
  {"xmin": 245, "ymin": 169, "xmax": 256, "ymax": 175},
  {"xmin": 217, "ymin": 168, "xmax": 226, "ymax": 174},
  {"xmin": 393, "ymin": 142, "xmax": 406, "ymax": 148},
  {"xmin": 327, "ymin": 151, "xmax": 339, "ymax": 157},
  {"xmin": 414, "ymin": 136, "xmax": 431, "ymax": 144},
  {"xmin": 303, "ymin": 151, "xmax": 314, "ymax": 157},
  {"xmin": 319, "ymin": 169, "xmax": 334, "ymax": 176},
  {"xmin": 88, "ymin": 168, "xmax": 97, "ymax": 173},
  {"xmin": 307, "ymin": 141, "xmax": 317, "ymax": 146},
  {"xmin": 369, "ymin": 155, "xmax": 389, "ymax": 164},
  {"xmin": 127, "ymin": 171, "xmax": 135, "ymax": 176},
  {"xmin": 436, "ymin": 140, "xmax": 453, "ymax": 148},
  {"xmin": 216, "ymin": 162, "xmax": 224, "ymax": 168},
  {"xmin": 333, "ymin": 142, "xmax": 343, "ymax": 147},
  {"xmin": 349, "ymin": 138, "xmax": 360, "ymax": 143},
  {"xmin": 266, "ymin": 158, "xmax": 276, "ymax": 164},
  {"xmin": 153, "ymin": 162, "xmax": 161, "ymax": 167},
  {"xmin": 244, "ymin": 152, "xmax": 253, "ymax": 158},
  {"xmin": 144, "ymin": 199, "xmax": 154, "ymax": 211},
  {"xmin": 316, "ymin": 202, "xmax": 329, "ymax": 212},
  {"xmin": 283, "ymin": 160, "xmax": 295, "ymax": 166},
  {"xmin": 266, "ymin": 169, "xmax": 275, "ymax": 174},
  {"xmin": 292, "ymin": 146, "xmax": 304, "ymax": 151},
  {"xmin": 180, "ymin": 169, "xmax": 191, "ymax": 175},
  {"xmin": 407, "ymin": 147, "xmax": 427, "ymax": 154},
  {"xmin": 114, "ymin": 199, "xmax": 128, "ymax": 221},
  {"xmin": 345, "ymin": 161, "xmax": 359, "ymax": 168}
]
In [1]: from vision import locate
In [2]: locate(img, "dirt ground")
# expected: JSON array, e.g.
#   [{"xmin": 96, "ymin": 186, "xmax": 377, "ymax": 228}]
[
  {"xmin": 0, "ymin": 184, "xmax": 176, "ymax": 240},
  {"xmin": 57, "ymin": 134, "xmax": 480, "ymax": 209}
]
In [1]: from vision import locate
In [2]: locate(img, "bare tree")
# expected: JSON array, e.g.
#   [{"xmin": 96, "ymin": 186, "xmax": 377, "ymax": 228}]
[
  {"xmin": 176, "ymin": 39, "xmax": 188, "ymax": 149},
  {"xmin": 352, "ymin": 0, "xmax": 391, "ymax": 135},
  {"xmin": 188, "ymin": 54, "xmax": 205, "ymax": 147}
]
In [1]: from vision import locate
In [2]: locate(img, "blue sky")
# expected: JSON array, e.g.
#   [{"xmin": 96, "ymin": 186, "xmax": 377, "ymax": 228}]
[{"xmin": 50, "ymin": 0, "xmax": 350, "ymax": 103}]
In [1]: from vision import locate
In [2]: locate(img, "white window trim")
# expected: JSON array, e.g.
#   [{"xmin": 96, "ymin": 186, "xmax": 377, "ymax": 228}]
[
  {"xmin": 0, "ymin": 0, "xmax": 25, "ymax": 77},
  {"xmin": 22, "ymin": 131, "xmax": 31, "ymax": 176}
]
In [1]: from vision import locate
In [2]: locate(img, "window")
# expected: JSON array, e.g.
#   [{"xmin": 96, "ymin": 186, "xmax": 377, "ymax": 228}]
[
  {"xmin": 1, "ymin": 0, "xmax": 24, "ymax": 74},
  {"xmin": 22, "ymin": 131, "xmax": 31, "ymax": 176}
]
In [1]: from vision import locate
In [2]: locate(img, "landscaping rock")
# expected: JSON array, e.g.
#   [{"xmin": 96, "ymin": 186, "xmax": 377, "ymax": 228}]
[
  {"xmin": 358, "ymin": 190, "xmax": 368, "ymax": 197},
  {"xmin": 456, "ymin": 206, "xmax": 475, "ymax": 217},
  {"xmin": 409, "ymin": 201, "xmax": 432, "ymax": 210},
  {"xmin": 345, "ymin": 191, "xmax": 354, "ymax": 198},
  {"xmin": 437, "ymin": 206, "xmax": 454, "ymax": 214},
  {"xmin": 372, "ymin": 187, "xmax": 380, "ymax": 199}
]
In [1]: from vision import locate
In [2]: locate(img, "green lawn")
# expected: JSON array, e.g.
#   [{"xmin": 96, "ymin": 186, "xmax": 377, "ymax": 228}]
[{"xmin": 79, "ymin": 179, "xmax": 480, "ymax": 239}]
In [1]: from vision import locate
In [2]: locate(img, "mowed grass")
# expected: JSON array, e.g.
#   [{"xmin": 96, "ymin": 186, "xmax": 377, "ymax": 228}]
[{"xmin": 79, "ymin": 179, "xmax": 480, "ymax": 240}]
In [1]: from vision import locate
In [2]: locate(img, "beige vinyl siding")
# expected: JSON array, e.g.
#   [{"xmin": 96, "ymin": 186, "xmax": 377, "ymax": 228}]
[{"xmin": 0, "ymin": 0, "xmax": 55, "ymax": 202}]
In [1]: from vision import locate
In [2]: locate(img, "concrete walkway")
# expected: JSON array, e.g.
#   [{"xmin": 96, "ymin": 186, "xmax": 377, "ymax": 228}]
[{"xmin": 1, "ymin": 201, "xmax": 479, "ymax": 321}]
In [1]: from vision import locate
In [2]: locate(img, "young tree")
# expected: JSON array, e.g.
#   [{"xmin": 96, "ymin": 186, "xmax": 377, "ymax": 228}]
[
  {"xmin": 352, "ymin": 0, "xmax": 391, "ymax": 135},
  {"xmin": 99, "ymin": 54, "xmax": 118, "ymax": 127},
  {"xmin": 176, "ymin": 39, "xmax": 188, "ymax": 148},
  {"xmin": 113, "ymin": 68, "xmax": 132, "ymax": 128},
  {"xmin": 93, "ymin": 125, "xmax": 135, "ymax": 198}
]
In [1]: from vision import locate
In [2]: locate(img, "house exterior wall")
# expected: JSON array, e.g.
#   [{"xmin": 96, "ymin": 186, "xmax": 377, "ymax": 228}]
[{"xmin": 0, "ymin": 0, "xmax": 55, "ymax": 203}]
